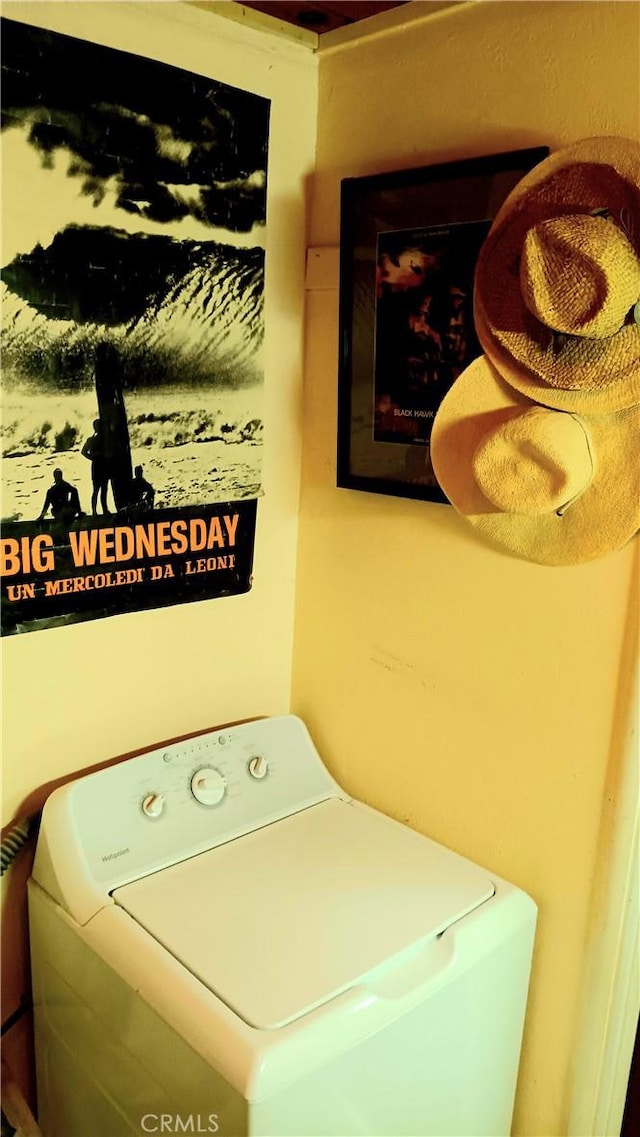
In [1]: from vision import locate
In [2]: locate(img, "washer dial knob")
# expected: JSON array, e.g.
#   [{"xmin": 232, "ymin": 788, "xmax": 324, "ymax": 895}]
[
  {"xmin": 191, "ymin": 767, "xmax": 226, "ymax": 806},
  {"xmin": 142, "ymin": 792, "xmax": 166, "ymax": 819},
  {"xmin": 248, "ymin": 755, "xmax": 269, "ymax": 780}
]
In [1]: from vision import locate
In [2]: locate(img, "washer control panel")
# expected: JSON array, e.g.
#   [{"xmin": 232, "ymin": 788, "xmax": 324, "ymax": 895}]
[{"xmin": 40, "ymin": 716, "xmax": 342, "ymax": 899}]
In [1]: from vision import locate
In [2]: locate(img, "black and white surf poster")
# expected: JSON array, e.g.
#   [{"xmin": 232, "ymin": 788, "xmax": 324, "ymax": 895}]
[{"xmin": 0, "ymin": 18, "xmax": 270, "ymax": 635}]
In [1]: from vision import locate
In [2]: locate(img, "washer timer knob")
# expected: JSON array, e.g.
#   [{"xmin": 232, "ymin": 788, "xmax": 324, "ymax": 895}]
[
  {"xmin": 248, "ymin": 755, "xmax": 269, "ymax": 780},
  {"xmin": 141, "ymin": 792, "xmax": 166, "ymax": 819},
  {"xmin": 191, "ymin": 767, "xmax": 226, "ymax": 806}
]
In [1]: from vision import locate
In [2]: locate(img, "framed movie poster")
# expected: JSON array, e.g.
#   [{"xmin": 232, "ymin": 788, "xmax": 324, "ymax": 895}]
[
  {"xmin": 0, "ymin": 18, "xmax": 270, "ymax": 635},
  {"xmin": 337, "ymin": 147, "xmax": 549, "ymax": 503}
]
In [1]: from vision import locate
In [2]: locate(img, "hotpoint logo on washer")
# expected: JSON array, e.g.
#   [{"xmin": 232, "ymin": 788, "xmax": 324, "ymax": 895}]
[
  {"xmin": 140, "ymin": 1116, "xmax": 219, "ymax": 1134},
  {"xmin": 101, "ymin": 847, "xmax": 130, "ymax": 862}
]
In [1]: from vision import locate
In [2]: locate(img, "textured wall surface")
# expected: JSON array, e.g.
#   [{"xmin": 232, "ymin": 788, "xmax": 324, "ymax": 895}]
[{"xmin": 292, "ymin": 2, "xmax": 640, "ymax": 1133}]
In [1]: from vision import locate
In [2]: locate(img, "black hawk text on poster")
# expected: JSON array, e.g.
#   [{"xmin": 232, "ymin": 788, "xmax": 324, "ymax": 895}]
[
  {"xmin": 373, "ymin": 220, "xmax": 490, "ymax": 446},
  {"xmin": 0, "ymin": 18, "xmax": 270, "ymax": 634}
]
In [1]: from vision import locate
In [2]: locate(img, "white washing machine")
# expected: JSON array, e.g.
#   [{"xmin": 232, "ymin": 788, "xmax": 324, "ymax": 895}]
[{"xmin": 28, "ymin": 715, "xmax": 536, "ymax": 1137}]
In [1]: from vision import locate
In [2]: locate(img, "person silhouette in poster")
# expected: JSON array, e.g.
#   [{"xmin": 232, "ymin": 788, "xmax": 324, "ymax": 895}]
[
  {"xmin": 445, "ymin": 285, "xmax": 469, "ymax": 376},
  {"xmin": 408, "ymin": 292, "xmax": 445, "ymax": 385},
  {"xmin": 37, "ymin": 468, "xmax": 82, "ymax": 524},
  {"xmin": 131, "ymin": 465, "xmax": 156, "ymax": 512},
  {"xmin": 81, "ymin": 418, "xmax": 112, "ymax": 515}
]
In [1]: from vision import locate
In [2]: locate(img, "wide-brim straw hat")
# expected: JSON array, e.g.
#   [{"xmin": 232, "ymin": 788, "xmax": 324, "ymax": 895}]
[
  {"xmin": 430, "ymin": 356, "xmax": 640, "ymax": 566},
  {"xmin": 475, "ymin": 136, "xmax": 640, "ymax": 414}
]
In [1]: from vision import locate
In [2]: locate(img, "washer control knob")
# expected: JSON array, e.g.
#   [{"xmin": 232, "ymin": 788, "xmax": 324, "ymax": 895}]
[
  {"xmin": 191, "ymin": 767, "xmax": 226, "ymax": 806},
  {"xmin": 248, "ymin": 755, "xmax": 268, "ymax": 780},
  {"xmin": 141, "ymin": 792, "xmax": 166, "ymax": 819}
]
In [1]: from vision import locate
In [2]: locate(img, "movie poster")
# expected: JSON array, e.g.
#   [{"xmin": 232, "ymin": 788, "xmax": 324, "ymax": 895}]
[
  {"xmin": 0, "ymin": 18, "xmax": 270, "ymax": 635},
  {"xmin": 373, "ymin": 220, "xmax": 490, "ymax": 447}
]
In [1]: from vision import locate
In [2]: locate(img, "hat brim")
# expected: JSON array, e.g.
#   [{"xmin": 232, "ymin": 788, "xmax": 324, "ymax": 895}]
[
  {"xmin": 430, "ymin": 356, "xmax": 640, "ymax": 565},
  {"xmin": 475, "ymin": 137, "xmax": 640, "ymax": 414}
]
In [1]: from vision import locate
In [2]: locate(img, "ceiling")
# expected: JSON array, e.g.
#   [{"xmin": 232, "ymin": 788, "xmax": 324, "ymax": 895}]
[{"xmin": 238, "ymin": 1, "xmax": 408, "ymax": 34}]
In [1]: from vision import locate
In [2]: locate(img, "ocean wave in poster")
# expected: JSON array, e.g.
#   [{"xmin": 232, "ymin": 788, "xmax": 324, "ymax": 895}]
[
  {"xmin": 1, "ymin": 224, "xmax": 266, "ymax": 516},
  {"xmin": 1, "ymin": 225, "xmax": 264, "ymax": 389}
]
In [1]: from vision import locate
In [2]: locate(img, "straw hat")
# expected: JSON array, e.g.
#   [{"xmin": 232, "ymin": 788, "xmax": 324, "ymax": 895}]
[
  {"xmin": 475, "ymin": 136, "xmax": 640, "ymax": 414},
  {"xmin": 430, "ymin": 356, "xmax": 640, "ymax": 565}
]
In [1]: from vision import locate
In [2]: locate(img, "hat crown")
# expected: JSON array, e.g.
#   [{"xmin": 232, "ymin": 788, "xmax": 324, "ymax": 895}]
[
  {"xmin": 474, "ymin": 140, "xmax": 640, "ymax": 411},
  {"xmin": 472, "ymin": 407, "xmax": 595, "ymax": 515},
  {"xmin": 519, "ymin": 214, "xmax": 640, "ymax": 339}
]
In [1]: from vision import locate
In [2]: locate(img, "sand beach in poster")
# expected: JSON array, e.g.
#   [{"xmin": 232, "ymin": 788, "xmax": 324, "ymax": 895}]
[{"xmin": 0, "ymin": 17, "xmax": 270, "ymax": 633}]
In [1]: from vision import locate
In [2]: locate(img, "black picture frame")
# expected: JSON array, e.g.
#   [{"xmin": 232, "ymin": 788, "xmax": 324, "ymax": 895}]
[{"xmin": 337, "ymin": 146, "xmax": 549, "ymax": 503}]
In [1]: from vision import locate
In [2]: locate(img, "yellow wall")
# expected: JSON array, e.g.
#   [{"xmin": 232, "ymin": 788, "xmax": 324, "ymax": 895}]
[
  {"xmin": 1, "ymin": 0, "xmax": 317, "ymax": 1095},
  {"xmin": 292, "ymin": 3, "xmax": 640, "ymax": 1135}
]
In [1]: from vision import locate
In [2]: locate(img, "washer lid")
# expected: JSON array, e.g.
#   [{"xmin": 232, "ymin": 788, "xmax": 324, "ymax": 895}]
[{"xmin": 113, "ymin": 799, "xmax": 494, "ymax": 1030}]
